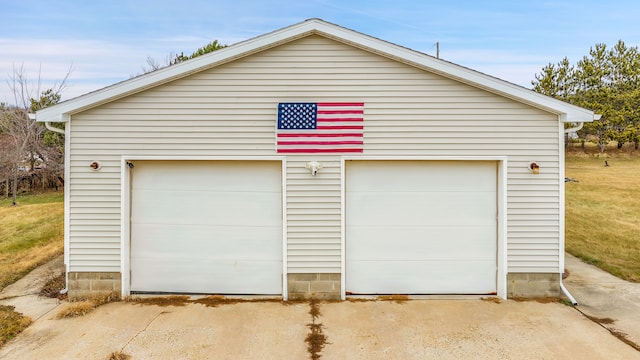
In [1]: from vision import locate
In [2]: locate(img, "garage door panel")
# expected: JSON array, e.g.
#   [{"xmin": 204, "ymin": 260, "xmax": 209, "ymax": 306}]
[
  {"xmin": 346, "ymin": 161, "xmax": 496, "ymax": 192},
  {"xmin": 133, "ymin": 190, "xmax": 281, "ymax": 226},
  {"xmin": 347, "ymin": 260, "xmax": 497, "ymax": 294},
  {"xmin": 130, "ymin": 161, "xmax": 282, "ymax": 294},
  {"xmin": 346, "ymin": 161, "xmax": 497, "ymax": 295},
  {"xmin": 347, "ymin": 192, "xmax": 496, "ymax": 226},
  {"xmin": 131, "ymin": 258, "xmax": 282, "ymax": 294},
  {"xmin": 133, "ymin": 161, "xmax": 282, "ymax": 191},
  {"xmin": 131, "ymin": 224, "xmax": 281, "ymax": 260},
  {"xmin": 347, "ymin": 226, "xmax": 496, "ymax": 260}
]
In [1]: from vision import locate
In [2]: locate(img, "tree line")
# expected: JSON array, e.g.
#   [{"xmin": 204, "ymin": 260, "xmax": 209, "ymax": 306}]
[
  {"xmin": 0, "ymin": 66, "xmax": 67, "ymax": 205},
  {"xmin": 532, "ymin": 40, "xmax": 640, "ymax": 152}
]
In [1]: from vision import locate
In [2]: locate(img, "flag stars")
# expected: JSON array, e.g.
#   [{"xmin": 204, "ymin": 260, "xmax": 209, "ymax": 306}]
[{"xmin": 278, "ymin": 103, "xmax": 318, "ymax": 130}]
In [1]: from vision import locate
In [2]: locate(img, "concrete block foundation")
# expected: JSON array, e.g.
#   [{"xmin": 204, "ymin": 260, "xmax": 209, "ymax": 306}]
[
  {"xmin": 68, "ymin": 272, "xmax": 122, "ymax": 300},
  {"xmin": 507, "ymin": 273, "xmax": 561, "ymax": 298},
  {"xmin": 65, "ymin": 271, "xmax": 561, "ymax": 300},
  {"xmin": 288, "ymin": 273, "xmax": 341, "ymax": 300}
]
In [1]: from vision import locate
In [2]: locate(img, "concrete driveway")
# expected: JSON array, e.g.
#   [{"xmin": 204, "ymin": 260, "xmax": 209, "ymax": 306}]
[
  {"xmin": 564, "ymin": 253, "xmax": 640, "ymax": 350},
  {"xmin": 1, "ymin": 256, "xmax": 639, "ymax": 359}
]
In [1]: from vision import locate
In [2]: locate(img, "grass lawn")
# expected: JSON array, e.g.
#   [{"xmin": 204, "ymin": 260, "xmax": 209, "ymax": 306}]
[
  {"xmin": 0, "ymin": 191, "xmax": 64, "ymax": 290},
  {"xmin": 0, "ymin": 191, "xmax": 63, "ymax": 347},
  {"xmin": 565, "ymin": 152, "xmax": 640, "ymax": 282}
]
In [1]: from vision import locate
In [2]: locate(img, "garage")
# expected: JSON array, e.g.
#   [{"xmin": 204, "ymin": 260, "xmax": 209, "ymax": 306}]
[
  {"xmin": 346, "ymin": 160, "xmax": 498, "ymax": 295},
  {"xmin": 37, "ymin": 19, "xmax": 598, "ymax": 300},
  {"xmin": 129, "ymin": 160, "xmax": 283, "ymax": 294}
]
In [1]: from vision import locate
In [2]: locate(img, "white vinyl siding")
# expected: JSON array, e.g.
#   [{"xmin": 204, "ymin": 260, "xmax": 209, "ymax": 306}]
[
  {"xmin": 68, "ymin": 34, "xmax": 559, "ymax": 274},
  {"xmin": 286, "ymin": 157, "xmax": 341, "ymax": 272}
]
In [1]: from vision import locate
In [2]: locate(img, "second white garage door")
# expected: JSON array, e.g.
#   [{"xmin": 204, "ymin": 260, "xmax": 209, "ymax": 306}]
[
  {"xmin": 346, "ymin": 160, "xmax": 497, "ymax": 295},
  {"xmin": 130, "ymin": 160, "xmax": 283, "ymax": 295}
]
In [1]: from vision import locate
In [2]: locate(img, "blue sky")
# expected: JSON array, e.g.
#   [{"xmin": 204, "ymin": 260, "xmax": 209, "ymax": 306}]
[{"xmin": 1, "ymin": 0, "xmax": 639, "ymax": 104}]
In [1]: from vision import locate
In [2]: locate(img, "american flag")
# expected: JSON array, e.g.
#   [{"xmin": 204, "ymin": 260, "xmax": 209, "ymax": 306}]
[{"xmin": 276, "ymin": 102, "xmax": 364, "ymax": 153}]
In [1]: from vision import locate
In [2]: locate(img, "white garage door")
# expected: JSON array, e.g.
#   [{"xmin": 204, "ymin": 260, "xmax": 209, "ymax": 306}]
[
  {"xmin": 346, "ymin": 161, "xmax": 497, "ymax": 294},
  {"xmin": 130, "ymin": 161, "xmax": 282, "ymax": 294}
]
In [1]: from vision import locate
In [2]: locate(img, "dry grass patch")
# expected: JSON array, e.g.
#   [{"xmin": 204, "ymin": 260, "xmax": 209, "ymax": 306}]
[
  {"xmin": 377, "ymin": 294, "xmax": 409, "ymax": 303},
  {"xmin": 565, "ymin": 155, "xmax": 640, "ymax": 282},
  {"xmin": 577, "ymin": 307, "xmax": 640, "ymax": 351},
  {"xmin": 107, "ymin": 351, "xmax": 131, "ymax": 360},
  {"xmin": 39, "ymin": 271, "xmax": 67, "ymax": 299},
  {"xmin": 305, "ymin": 299, "xmax": 327, "ymax": 360},
  {"xmin": 345, "ymin": 297, "xmax": 372, "ymax": 303},
  {"xmin": 0, "ymin": 192, "xmax": 63, "ymax": 290},
  {"xmin": 0, "ymin": 305, "xmax": 31, "ymax": 347},
  {"xmin": 193, "ymin": 295, "xmax": 284, "ymax": 307},
  {"xmin": 56, "ymin": 301, "xmax": 94, "ymax": 319},
  {"xmin": 125, "ymin": 295, "xmax": 295, "ymax": 308},
  {"xmin": 125, "ymin": 295, "xmax": 191, "ymax": 307},
  {"xmin": 305, "ymin": 323, "xmax": 327, "ymax": 360},
  {"xmin": 481, "ymin": 297, "xmax": 502, "ymax": 304},
  {"xmin": 56, "ymin": 293, "xmax": 120, "ymax": 319},
  {"xmin": 124, "ymin": 295, "xmax": 191, "ymax": 307},
  {"xmin": 584, "ymin": 314, "xmax": 616, "ymax": 324}
]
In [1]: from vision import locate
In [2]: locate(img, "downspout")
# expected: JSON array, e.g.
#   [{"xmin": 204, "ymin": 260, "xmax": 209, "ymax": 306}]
[
  {"xmin": 561, "ymin": 121, "xmax": 580, "ymax": 305},
  {"xmin": 51, "ymin": 120, "xmax": 69, "ymax": 294},
  {"xmin": 559, "ymin": 121, "xmax": 579, "ymax": 305},
  {"xmin": 559, "ymin": 116, "xmax": 600, "ymax": 305},
  {"xmin": 560, "ymin": 279, "xmax": 578, "ymax": 305},
  {"xmin": 563, "ymin": 122, "xmax": 584, "ymax": 134},
  {"xmin": 45, "ymin": 121, "xmax": 66, "ymax": 135},
  {"xmin": 31, "ymin": 114, "xmax": 69, "ymax": 294}
]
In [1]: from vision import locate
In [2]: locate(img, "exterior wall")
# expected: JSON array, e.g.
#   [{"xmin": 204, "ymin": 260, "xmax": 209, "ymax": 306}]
[{"xmin": 67, "ymin": 34, "xmax": 561, "ymax": 295}]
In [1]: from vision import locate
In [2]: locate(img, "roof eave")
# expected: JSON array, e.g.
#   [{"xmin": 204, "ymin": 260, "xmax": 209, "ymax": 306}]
[
  {"xmin": 36, "ymin": 18, "xmax": 597, "ymax": 123},
  {"xmin": 307, "ymin": 21, "xmax": 597, "ymax": 123},
  {"xmin": 36, "ymin": 20, "xmax": 324, "ymax": 122}
]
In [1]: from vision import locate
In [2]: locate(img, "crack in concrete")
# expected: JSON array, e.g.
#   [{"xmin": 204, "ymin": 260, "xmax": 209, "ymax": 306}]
[
  {"xmin": 33, "ymin": 300, "xmax": 64, "ymax": 322},
  {"xmin": 572, "ymin": 306, "xmax": 640, "ymax": 352},
  {"xmin": 305, "ymin": 300, "xmax": 328, "ymax": 360},
  {"xmin": 120, "ymin": 309, "xmax": 166, "ymax": 353},
  {"xmin": 0, "ymin": 292, "xmax": 45, "ymax": 301}
]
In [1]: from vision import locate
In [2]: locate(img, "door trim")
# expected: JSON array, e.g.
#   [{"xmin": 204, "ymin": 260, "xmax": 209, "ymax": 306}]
[
  {"xmin": 340, "ymin": 156, "xmax": 507, "ymax": 299},
  {"xmin": 120, "ymin": 156, "xmax": 287, "ymax": 298}
]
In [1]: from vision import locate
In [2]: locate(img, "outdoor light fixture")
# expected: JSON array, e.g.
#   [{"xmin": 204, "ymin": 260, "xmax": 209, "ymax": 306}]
[
  {"xmin": 306, "ymin": 161, "xmax": 323, "ymax": 176},
  {"xmin": 528, "ymin": 162, "xmax": 540, "ymax": 175}
]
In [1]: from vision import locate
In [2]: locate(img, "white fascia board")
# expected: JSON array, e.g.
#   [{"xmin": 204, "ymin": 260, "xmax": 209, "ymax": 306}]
[
  {"xmin": 308, "ymin": 20, "xmax": 596, "ymax": 123},
  {"xmin": 35, "ymin": 18, "xmax": 595, "ymax": 123},
  {"xmin": 35, "ymin": 20, "xmax": 321, "ymax": 123}
]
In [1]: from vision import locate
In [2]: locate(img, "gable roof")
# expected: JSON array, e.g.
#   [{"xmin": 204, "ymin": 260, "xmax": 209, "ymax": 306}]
[{"xmin": 36, "ymin": 18, "xmax": 597, "ymax": 123}]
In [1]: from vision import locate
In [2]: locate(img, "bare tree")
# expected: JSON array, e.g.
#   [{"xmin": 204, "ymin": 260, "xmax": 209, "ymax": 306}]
[{"xmin": 0, "ymin": 64, "xmax": 71, "ymax": 205}]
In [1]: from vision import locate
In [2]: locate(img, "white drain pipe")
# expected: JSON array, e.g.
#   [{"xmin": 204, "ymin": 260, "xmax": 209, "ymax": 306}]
[
  {"xmin": 30, "ymin": 114, "xmax": 68, "ymax": 294},
  {"xmin": 560, "ymin": 278, "xmax": 578, "ymax": 305},
  {"xmin": 45, "ymin": 122, "xmax": 66, "ymax": 134}
]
